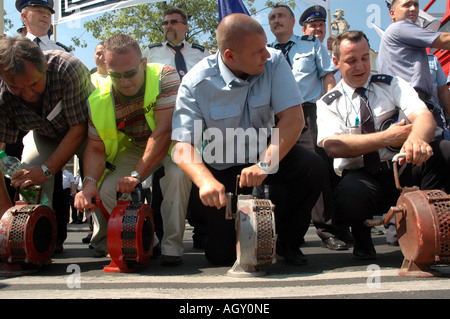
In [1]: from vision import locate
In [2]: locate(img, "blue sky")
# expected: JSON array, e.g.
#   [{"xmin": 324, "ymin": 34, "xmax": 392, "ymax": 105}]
[{"xmin": 3, "ymin": 0, "xmax": 447, "ymax": 70}]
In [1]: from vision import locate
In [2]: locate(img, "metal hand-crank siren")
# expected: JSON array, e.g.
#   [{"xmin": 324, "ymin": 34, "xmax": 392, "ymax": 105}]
[
  {"xmin": 366, "ymin": 153, "xmax": 450, "ymax": 277},
  {"xmin": 0, "ymin": 186, "xmax": 56, "ymax": 275},
  {"xmin": 225, "ymin": 175, "xmax": 276, "ymax": 277},
  {"xmin": 95, "ymin": 186, "xmax": 154, "ymax": 273}
]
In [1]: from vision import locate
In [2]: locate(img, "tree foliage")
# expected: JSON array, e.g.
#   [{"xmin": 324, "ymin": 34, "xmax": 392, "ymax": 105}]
[{"xmin": 79, "ymin": 0, "xmax": 298, "ymax": 50}]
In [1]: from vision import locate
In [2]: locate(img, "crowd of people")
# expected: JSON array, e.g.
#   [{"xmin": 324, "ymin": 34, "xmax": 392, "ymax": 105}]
[{"xmin": 0, "ymin": 0, "xmax": 449, "ymax": 269}]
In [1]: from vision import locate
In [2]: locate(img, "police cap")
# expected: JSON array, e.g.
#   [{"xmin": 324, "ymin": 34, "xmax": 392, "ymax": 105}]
[
  {"xmin": 15, "ymin": 0, "xmax": 55, "ymax": 14},
  {"xmin": 299, "ymin": 5, "xmax": 326, "ymax": 26}
]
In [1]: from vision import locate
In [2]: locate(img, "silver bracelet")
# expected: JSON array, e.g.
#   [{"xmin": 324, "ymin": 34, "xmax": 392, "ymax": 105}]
[{"xmin": 82, "ymin": 176, "xmax": 98, "ymax": 187}]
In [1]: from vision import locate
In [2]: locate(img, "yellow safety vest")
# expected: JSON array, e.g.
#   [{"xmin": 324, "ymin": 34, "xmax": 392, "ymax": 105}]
[{"xmin": 88, "ymin": 63, "xmax": 163, "ymax": 166}]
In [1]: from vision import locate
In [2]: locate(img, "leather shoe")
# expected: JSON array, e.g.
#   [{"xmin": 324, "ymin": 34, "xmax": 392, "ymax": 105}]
[
  {"xmin": 353, "ymin": 246, "xmax": 376, "ymax": 260},
  {"xmin": 276, "ymin": 241, "xmax": 307, "ymax": 266},
  {"xmin": 321, "ymin": 237, "xmax": 348, "ymax": 251},
  {"xmin": 161, "ymin": 255, "xmax": 183, "ymax": 266}
]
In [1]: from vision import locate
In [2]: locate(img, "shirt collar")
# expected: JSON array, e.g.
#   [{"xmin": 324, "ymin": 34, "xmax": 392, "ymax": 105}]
[
  {"xmin": 341, "ymin": 77, "xmax": 371, "ymax": 98},
  {"xmin": 26, "ymin": 32, "xmax": 51, "ymax": 45},
  {"xmin": 217, "ymin": 52, "xmax": 249, "ymax": 87}
]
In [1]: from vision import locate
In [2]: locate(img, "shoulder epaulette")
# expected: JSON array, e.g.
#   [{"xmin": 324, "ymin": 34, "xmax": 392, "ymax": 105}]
[
  {"xmin": 191, "ymin": 43, "xmax": 205, "ymax": 52},
  {"xmin": 56, "ymin": 42, "xmax": 71, "ymax": 53},
  {"xmin": 322, "ymin": 90, "xmax": 342, "ymax": 105},
  {"xmin": 301, "ymin": 35, "xmax": 315, "ymax": 41},
  {"xmin": 147, "ymin": 43, "xmax": 163, "ymax": 50},
  {"xmin": 370, "ymin": 74, "xmax": 393, "ymax": 85}
]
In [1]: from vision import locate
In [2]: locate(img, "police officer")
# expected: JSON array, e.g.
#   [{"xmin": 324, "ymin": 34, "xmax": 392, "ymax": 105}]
[
  {"xmin": 142, "ymin": 7, "xmax": 210, "ymax": 250},
  {"xmin": 142, "ymin": 7, "xmax": 210, "ymax": 79},
  {"xmin": 317, "ymin": 30, "xmax": 450, "ymax": 259},
  {"xmin": 300, "ymin": 5, "xmax": 329, "ymax": 50},
  {"xmin": 16, "ymin": 0, "xmax": 72, "ymax": 53},
  {"xmin": 268, "ymin": 4, "xmax": 347, "ymax": 251}
]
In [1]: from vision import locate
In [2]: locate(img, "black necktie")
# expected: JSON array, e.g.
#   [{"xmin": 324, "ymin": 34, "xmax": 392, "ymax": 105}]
[
  {"xmin": 275, "ymin": 41, "xmax": 293, "ymax": 68},
  {"xmin": 33, "ymin": 37, "xmax": 41, "ymax": 45},
  {"xmin": 168, "ymin": 43, "xmax": 187, "ymax": 79},
  {"xmin": 355, "ymin": 87, "xmax": 380, "ymax": 174}
]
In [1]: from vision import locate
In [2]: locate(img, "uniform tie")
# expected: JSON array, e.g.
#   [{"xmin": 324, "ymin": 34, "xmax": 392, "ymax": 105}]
[
  {"xmin": 274, "ymin": 41, "xmax": 294, "ymax": 68},
  {"xmin": 168, "ymin": 42, "xmax": 187, "ymax": 79},
  {"xmin": 355, "ymin": 87, "xmax": 381, "ymax": 174},
  {"xmin": 33, "ymin": 37, "xmax": 41, "ymax": 45}
]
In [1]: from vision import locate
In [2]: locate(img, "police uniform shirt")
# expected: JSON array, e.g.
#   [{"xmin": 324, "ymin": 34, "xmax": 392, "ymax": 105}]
[
  {"xmin": 379, "ymin": 19, "xmax": 441, "ymax": 97},
  {"xmin": 142, "ymin": 40, "xmax": 210, "ymax": 72},
  {"xmin": 269, "ymin": 34, "xmax": 335, "ymax": 103},
  {"xmin": 171, "ymin": 48, "xmax": 304, "ymax": 171},
  {"xmin": 316, "ymin": 74, "xmax": 428, "ymax": 176},
  {"xmin": 26, "ymin": 32, "xmax": 73, "ymax": 54}
]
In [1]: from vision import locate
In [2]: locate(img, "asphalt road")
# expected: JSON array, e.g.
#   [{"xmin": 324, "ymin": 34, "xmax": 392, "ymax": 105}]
[{"xmin": 0, "ymin": 220, "xmax": 449, "ymax": 308}]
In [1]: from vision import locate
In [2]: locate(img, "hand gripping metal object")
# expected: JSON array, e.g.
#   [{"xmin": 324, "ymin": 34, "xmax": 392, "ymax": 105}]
[
  {"xmin": 225, "ymin": 176, "xmax": 277, "ymax": 277},
  {"xmin": 0, "ymin": 186, "xmax": 56, "ymax": 275},
  {"xmin": 96, "ymin": 186, "xmax": 154, "ymax": 273},
  {"xmin": 366, "ymin": 153, "xmax": 450, "ymax": 277}
]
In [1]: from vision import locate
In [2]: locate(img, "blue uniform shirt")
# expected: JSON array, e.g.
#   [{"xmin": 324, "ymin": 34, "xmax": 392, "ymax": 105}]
[
  {"xmin": 171, "ymin": 48, "xmax": 304, "ymax": 170},
  {"xmin": 379, "ymin": 20, "xmax": 441, "ymax": 97},
  {"xmin": 270, "ymin": 34, "xmax": 335, "ymax": 103}
]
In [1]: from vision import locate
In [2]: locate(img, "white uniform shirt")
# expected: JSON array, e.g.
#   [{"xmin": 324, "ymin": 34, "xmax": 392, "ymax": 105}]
[
  {"xmin": 142, "ymin": 40, "xmax": 210, "ymax": 72},
  {"xmin": 26, "ymin": 32, "xmax": 72, "ymax": 54},
  {"xmin": 316, "ymin": 74, "xmax": 428, "ymax": 176}
]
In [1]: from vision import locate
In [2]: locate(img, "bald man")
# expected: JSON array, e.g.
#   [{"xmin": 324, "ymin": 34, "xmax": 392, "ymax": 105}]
[{"xmin": 171, "ymin": 13, "xmax": 325, "ymax": 266}]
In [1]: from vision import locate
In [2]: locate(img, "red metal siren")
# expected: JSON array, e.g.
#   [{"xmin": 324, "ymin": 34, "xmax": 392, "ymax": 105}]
[
  {"xmin": 96, "ymin": 187, "xmax": 154, "ymax": 273},
  {"xmin": 0, "ymin": 187, "xmax": 56, "ymax": 275},
  {"xmin": 366, "ymin": 154, "xmax": 450, "ymax": 277}
]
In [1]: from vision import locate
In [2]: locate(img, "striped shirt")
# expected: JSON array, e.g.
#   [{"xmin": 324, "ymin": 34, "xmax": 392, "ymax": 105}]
[
  {"xmin": 0, "ymin": 51, "xmax": 93, "ymax": 144},
  {"xmin": 88, "ymin": 65, "xmax": 179, "ymax": 148}
]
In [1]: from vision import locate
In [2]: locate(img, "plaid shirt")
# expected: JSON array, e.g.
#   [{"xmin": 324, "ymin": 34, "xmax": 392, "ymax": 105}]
[{"xmin": 0, "ymin": 51, "xmax": 94, "ymax": 144}]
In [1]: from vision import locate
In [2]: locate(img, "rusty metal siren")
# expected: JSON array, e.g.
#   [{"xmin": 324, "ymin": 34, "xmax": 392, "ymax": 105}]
[
  {"xmin": 95, "ymin": 186, "xmax": 154, "ymax": 273},
  {"xmin": 225, "ymin": 175, "xmax": 277, "ymax": 277},
  {"xmin": 366, "ymin": 153, "xmax": 450, "ymax": 277},
  {"xmin": 0, "ymin": 186, "xmax": 56, "ymax": 275}
]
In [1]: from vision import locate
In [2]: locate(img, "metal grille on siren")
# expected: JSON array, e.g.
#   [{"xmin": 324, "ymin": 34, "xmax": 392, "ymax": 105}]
[
  {"xmin": 0, "ymin": 202, "xmax": 56, "ymax": 275},
  {"xmin": 366, "ymin": 153, "xmax": 450, "ymax": 278}
]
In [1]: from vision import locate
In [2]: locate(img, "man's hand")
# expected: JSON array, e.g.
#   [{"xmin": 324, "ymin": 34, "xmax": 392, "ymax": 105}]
[
  {"xmin": 10, "ymin": 165, "xmax": 50, "ymax": 189},
  {"xmin": 400, "ymin": 135, "xmax": 434, "ymax": 166},
  {"xmin": 198, "ymin": 178, "xmax": 227, "ymax": 210},
  {"xmin": 116, "ymin": 176, "xmax": 141, "ymax": 194},
  {"xmin": 74, "ymin": 181, "xmax": 99, "ymax": 212},
  {"xmin": 239, "ymin": 164, "xmax": 268, "ymax": 188}
]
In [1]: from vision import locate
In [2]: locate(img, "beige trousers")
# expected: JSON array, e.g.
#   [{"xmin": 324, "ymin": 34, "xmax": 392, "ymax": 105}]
[{"xmin": 90, "ymin": 143, "xmax": 192, "ymax": 257}]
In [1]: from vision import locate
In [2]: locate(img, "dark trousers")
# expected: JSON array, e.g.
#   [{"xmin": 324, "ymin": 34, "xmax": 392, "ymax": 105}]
[
  {"xmin": 334, "ymin": 139, "xmax": 450, "ymax": 230},
  {"xmin": 297, "ymin": 103, "xmax": 344, "ymax": 240},
  {"xmin": 202, "ymin": 144, "xmax": 325, "ymax": 265}
]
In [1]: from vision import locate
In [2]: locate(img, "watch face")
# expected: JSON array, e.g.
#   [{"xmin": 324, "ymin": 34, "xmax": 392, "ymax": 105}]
[{"xmin": 44, "ymin": 170, "xmax": 52, "ymax": 177}]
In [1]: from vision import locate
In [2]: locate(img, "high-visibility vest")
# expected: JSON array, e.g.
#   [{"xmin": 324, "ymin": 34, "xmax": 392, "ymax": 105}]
[{"xmin": 88, "ymin": 63, "xmax": 163, "ymax": 166}]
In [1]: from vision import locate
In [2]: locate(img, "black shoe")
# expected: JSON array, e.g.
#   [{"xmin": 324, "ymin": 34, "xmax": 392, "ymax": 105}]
[
  {"xmin": 276, "ymin": 241, "xmax": 307, "ymax": 266},
  {"xmin": 152, "ymin": 243, "xmax": 161, "ymax": 258},
  {"xmin": 352, "ymin": 225, "xmax": 376, "ymax": 260},
  {"xmin": 82, "ymin": 234, "xmax": 92, "ymax": 244},
  {"xmin": 321, "ymin": 237, "xmax": 348, "ymax": 251},
  {"xmin": 161, "ymin": 255, "xmax": 183, "ymax": 266}
]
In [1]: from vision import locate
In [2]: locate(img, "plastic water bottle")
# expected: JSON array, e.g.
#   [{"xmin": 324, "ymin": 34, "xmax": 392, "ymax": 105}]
[{"xmin": 0, "ymin": 150, "xmax": 48, "ymax": 205}]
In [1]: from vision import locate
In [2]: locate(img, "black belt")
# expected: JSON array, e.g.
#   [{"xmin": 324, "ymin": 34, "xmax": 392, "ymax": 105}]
[{"xmin": 303, "ymin": 102, "xmax": 316, "ymax": 108}]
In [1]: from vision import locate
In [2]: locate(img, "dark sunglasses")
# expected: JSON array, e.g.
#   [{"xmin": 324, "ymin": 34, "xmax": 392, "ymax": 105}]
[
  {"xmin": 108, "ymin": 60, "xmax": 142, "ymax": 79},
  {"xmin": 162, "ymin": 19, "xmax": 187, "ymax": 26}
]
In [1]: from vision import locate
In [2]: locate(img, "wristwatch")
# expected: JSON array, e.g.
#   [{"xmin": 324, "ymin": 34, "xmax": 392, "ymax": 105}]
[
  {"xmin": 131, "ymin": 170, "xmax": 143, "ymax": 182},
  {"xmin": 41, "ymin": 164, "xmax": 53, "ymax": 179},
  {"xmin": 257, "ymin": 161, "xmax": 270, "ymax": 173}
]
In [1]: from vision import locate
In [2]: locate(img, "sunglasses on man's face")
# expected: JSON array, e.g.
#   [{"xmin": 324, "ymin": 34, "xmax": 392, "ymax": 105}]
[
  {"xmin": 108, "ymin": 60, "xmax": 142, "ymax": 79},
  {"xmin": 162, "ymin": 19, "xmax": 187, "ymax": 26}
]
